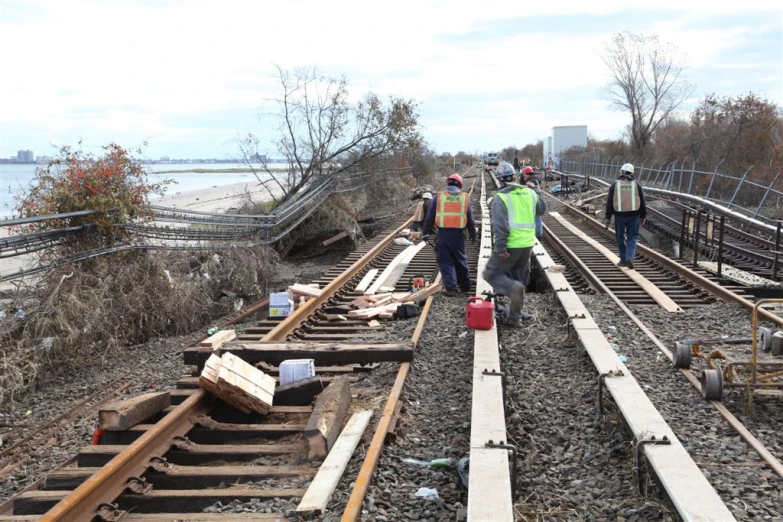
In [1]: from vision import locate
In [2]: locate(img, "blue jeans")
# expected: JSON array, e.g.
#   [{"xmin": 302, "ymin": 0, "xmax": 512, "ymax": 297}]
[
  {"xmin": 535, "ymin": 216, "xmax": 543, "ymax": 240},
  {"xmin": 614, "ymin": 215, "xmax": 640, "ymax": 262}
]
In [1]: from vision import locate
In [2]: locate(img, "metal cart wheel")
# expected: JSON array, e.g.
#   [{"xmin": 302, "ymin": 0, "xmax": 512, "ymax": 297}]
[
  {"xmin": 673, "ymin": 342, "xmax": 692, "ymax": 369},
  {"xmin": 701, "ymin": 369, "xmax": 723, "ymax": 401}
]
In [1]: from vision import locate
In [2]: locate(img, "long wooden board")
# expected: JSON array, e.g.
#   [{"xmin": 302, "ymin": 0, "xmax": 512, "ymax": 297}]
[
  {"xmin": 365, "ymin": 244, "xmax": 422, "ymax": 295},
  {"xmin": 378, "ymin": 242, "xmax": 426, "ymax": 292},
  {"xmin": 297, "ymin": 410, "xmax": 373, "ymax": 514},
  {"xmin": 549, "ymin": 212, "xmax": 682, "ymax": 312},
  {"xmin": 354, "ymin": 269, "xmax": 379, "ymax": 293},
  {"xmin": 218, "ymin": 342, "xmax": 413, "ymax": 365},
  {"xmin": 468, "ymin": 171, "xmax": 513, "ymax": 521}
]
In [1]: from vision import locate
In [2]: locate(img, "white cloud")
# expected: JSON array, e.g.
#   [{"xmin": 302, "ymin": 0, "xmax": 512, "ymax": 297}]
[{"xmin": 0, "ymin": 0, "xmax": 780, "ymax": 157}]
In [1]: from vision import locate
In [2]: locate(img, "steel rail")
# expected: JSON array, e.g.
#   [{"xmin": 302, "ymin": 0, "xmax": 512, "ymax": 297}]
[
  {"xmin": 38, "ymin": 391, "xmax": 212, "ymax": 522},
  {"xmin": 548, "ymin": 201, "xmax": 783, "ymax": 480}
]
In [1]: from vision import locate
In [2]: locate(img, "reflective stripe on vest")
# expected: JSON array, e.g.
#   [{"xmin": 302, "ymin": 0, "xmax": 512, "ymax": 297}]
[
  {"xmin": 435, "ymin": 191, "xmax": 468, "ymax": 228},
  {"xmin": 496, "ymin": 188, "xmax": 537, "ymax": 248},
  {"xmin": 614, "ymin": 180, "xmax": 640, "ymax": 212}
]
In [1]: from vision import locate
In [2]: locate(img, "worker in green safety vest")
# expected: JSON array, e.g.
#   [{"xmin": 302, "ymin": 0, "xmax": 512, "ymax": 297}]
[{"xmin": 484, "ymin": 162, "xmax": 547, "ymax": 326}]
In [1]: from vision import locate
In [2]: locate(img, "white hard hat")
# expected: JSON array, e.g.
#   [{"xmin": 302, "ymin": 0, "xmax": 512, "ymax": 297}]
[
  {"xmin": 621, "ymin": 163, "xmax": 635, "ymax": 174},
  {"xmin": 422, "ymin": 192, "xmax": 433, "ymax": 200}
]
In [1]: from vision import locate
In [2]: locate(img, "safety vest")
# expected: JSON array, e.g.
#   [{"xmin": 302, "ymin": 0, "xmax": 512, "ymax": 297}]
[
  {"xmin": 435, "ymin": 191, "xmax": 468, "ymax": 228},
  {"xmin": 496, "ymin": 187, "xmax": 537, "ymax": 248},
  {"xmin": 614, "ymin": 180, "xmax": 640, "ymax": 212}
]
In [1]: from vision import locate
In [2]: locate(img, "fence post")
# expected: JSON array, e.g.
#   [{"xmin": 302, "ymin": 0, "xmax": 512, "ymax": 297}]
[
  {"xmin": 677, "ymin": 159, "xmax": 685, "ymax": 193},
  {"xmin": 717, "ymin": 216, "xmax": 725, "ymax": 277},
  {"xmin": 679, "ymin": 209, "xmax": 688, "ymax": 259},
  {"xmin": 773, "ymin": 221, "xmax": 781, "ymax": 281},
  {"xmin": 728, "ymin": 166, "xmax": 753, "ymax": 209},
  {"xmin": 753, "ymin": 172, "xmax": 780, "ymax": 219},
  {"xmin": 688, "ymin": 161, "xmax": 697, "ymax": 195},
  {"xmin": 705, "ymin": 159, "xmax": 725, "ymax": 200},
  {"xmin": 693, "ymin": 209, "xmax": 702, "ymax": 268}
]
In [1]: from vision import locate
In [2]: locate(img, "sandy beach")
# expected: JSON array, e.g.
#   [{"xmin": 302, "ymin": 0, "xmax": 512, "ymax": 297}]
[{"xmin": 1, "ymin": 181, "xmax": 282, "ymax": 286}]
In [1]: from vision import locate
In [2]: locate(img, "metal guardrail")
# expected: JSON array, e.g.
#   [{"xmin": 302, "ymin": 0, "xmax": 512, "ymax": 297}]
[
  {"xmin": 559, "ymin": 157, "xmax": 783, "ymax": 225},
  {"xmin": 0, "ymin": 167, "xmax": 412, "ymax": 281}
]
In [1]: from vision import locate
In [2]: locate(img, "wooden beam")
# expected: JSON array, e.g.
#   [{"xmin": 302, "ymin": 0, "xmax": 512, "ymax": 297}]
[
  {"xmin": 274, "ymin": 376, "xmax": 324, "ymax": 406},
  {"xmin": 199, "ymin": 329, "xmax": 236, "ymax": 349},
  {"xmin": 322, "ymin": 231, "xmax": 349, "ymax": 246},
  {"xmin": 297, "ymin": 410, "xmax": 373, "ymax": 514},
  {"xmin": 77, "ymin": 443, "xmax": 300, "ymax": 467},
  {"xmin": 98, "ymin": 392, "xmax": 170, "ymax": 431},
  {"xmin": 354, "ymin": 269, "xmax": 378, "ymax": 293},
  {"xmin": 304, "ymin": 376, "xmax": 352, "ymax": 460},
  {"xmin": 12, "ymin": 489, "xmax": 306, "ymax": 515},
  {"xmin": 289, "ymin": 283, "xmax": 323, "ymax": 298},
  {"xmin": 216, "ymin": 342, "xmax": 413, "ymax": 365},
  {"xmin": 43, "ymin": 464, "xmax": 316, "ymax": 490},
  {"xmin": 400, "ymin": 282, "xmax": 442, "ymax": 303},
  {"xmin": 365, "ymin": 245, "xmax": 418, "ymax": 295},
  {"xmin": 379, "ymin": 242, "xmax": 426, "ymax": 292},
  {"xmin": 100, "ymin": 423, "xmax": 305, "ymax": 445}
]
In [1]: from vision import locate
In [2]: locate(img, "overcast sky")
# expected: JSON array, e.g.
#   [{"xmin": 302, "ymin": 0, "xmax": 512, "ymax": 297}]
[{"xmin": 0, "ymin": 0, "xmax": 781, "ymax": 160}]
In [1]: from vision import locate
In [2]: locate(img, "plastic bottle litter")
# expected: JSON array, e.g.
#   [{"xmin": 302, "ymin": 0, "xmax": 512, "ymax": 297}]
[
  {"xmin": 618, "ymin": 354, "xmax": 628, "ymax": 363},
  {"xmin": 14, "ymin": 309, "xmax": 25, "ymax": 320},
  {"xmin": 415, "ymin": 487, "xmax": 439, "ymax": 500},
  {"xmin": 458, "ymin": 332, "xmax": 468, "ymax": 339},
  {"xmin": 403, "ymin": 457, "xmax": 453, "ymax": 469},
  {"xmin": 607, "ymin": 325, "xmax": 617, "ymax": 333},
  {"xmin": 207, "ymin": 327, "xmax": 218, "ymax": 336},
  {"xmin": 610, "ymin": 343, "xmax": 620, "ymax": 352}
]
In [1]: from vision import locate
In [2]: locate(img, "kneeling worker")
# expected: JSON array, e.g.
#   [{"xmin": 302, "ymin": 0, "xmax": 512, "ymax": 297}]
[
  {"xmin": 411, "ymin": 192, "xmax": 432, "ymax": 232},
  {"xmin": 484, "ymin": 162, "xmax": 547, "ymax": 326},
  {"xmin": 422, "ymin": 173, "xmax": 477, "ymax": 296}
]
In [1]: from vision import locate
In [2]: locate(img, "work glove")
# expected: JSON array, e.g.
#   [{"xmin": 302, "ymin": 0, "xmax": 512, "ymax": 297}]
[{"xmin": 420, "ymin": 235, "xmax": 429, "ymax": 243}]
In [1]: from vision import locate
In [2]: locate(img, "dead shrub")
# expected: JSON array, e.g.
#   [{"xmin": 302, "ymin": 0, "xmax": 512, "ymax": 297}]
[{"xmin": 0, "ymin": 246, "xmax": 278, "ymax": 405}]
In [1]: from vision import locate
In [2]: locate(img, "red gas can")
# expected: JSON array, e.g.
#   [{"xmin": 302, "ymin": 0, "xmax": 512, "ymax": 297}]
[{"xmin": 466, "ymin": 296, "xmax": 495, "ymax": 330}]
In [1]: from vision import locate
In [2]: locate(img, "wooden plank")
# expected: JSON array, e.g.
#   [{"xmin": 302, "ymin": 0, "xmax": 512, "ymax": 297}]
[
  {"xmin": 354, "ymin": 269, "xmax": 378, "ymax": 293},
  {"xmin": 549, "ymin": 212, "xmax": 682, "ymax": 312},
  {"xmin": 297, "ymin": 410, "xmax": 373, "ymax": 514},
  {"xmin": 366, "ymin": 245, "xmax": 418, "ymax": 295},
  {"xmin": 213, "ymin": 352, "xmax": 276, "ymax": 414},
  {"xmin": 304, "ymin": 376, "xmax": 352, "ymax": 460},
  {"xmin": 12, "ymin": 489, "xmax": 306, "ymax": 515},
  {"xmin": 43, "ymin": 464, "xmax": 316, "ymax": 490},
  {"xmin": 322, "ymin": 231, "xmax": 348, "ymax": 246},
  {"xmin": 367, "ymin": 320, "xmax": 381, "ymax": 328},
  {"xmin": 532, "ymin": 229, "xmax": 737, "ymax": 522},
  {"xmin": 400, "ymin": 282, "xmax": 442, "ymax": 303},
  {"xmin": 77, "ymin": 443, "xmax": 301, "ymax": 467},
  {"xmin": 468, "ymin": 171, "xmax": 514, "ymax": 522},
  {"xmin": 199, "ymin": 329, "xmax": 236, "ymax": 348},
  {"xmin": 218, "ymin": 342, "xmax": 413, "ymax": 365},
  {"xmin": 289, "ymin": 283, "xmax": 323, "ymax": 297},
  {"xmin": 100, "ymin": 423, "xmax": 305, "ymax": 445},
  {"xmin": 98, "ymin": 392, "xmax": 171, "ymax": 431},
  {"xmin": 274, "ymin": 376, "xmax": 324, "ymax": 406},
  {"xmin": 378, "ymin": 242, "xmax": 426, "ymax": 292}
]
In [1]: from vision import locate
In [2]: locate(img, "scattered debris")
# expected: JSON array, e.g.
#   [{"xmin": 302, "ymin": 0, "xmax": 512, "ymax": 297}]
[{"xmin": 199, "ymin": 352, "xmax": 275, "ymax": 414}]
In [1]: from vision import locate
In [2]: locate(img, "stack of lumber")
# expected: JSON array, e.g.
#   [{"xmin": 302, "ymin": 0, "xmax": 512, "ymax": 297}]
[
  {"xmin": 290, "ymin": 283, "xmax": 322, "ymax": 298},
  {"xmin": 199, "ymin": 352, "xmax": 276, "ymax": 414}
]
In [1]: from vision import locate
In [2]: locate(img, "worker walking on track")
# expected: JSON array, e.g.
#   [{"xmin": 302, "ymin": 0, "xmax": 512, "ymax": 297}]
[
  {"xmin": 421, "ymin": 173, "xmax": 477, "ymax": 296},
  {"xmin": 411, "ymin": 192, "xmax": 432, "ymax": 232},
  {"xmin": 484, "ymin": 163, "xmax": 547, "ymax": 326},
  {"xmin": 605, "ymin": 163, "xmax": 646, "ymax": 270}
]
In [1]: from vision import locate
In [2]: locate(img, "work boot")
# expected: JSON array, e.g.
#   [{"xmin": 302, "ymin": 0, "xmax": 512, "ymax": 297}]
[
  {"xmin": 626, "ymin": 259, "xmax": 634, "ymax": 270},
  {"xmin": 443, "ymin": 289, "xmax": 459, "ymax": 297},
  {"xmin": 503, "ymin": 317, "xmax": 523, "ymax": 328},
  {"xmin": 616, "ymin": 260, "xmax": 626, "ymax": 267},
  {"xmin": 460, "ymin": 286, "xmax": 472, "ymax": 294},
  {"xmin": 509, "ymin": 282, "xmax": 525, "ymax": 313},
  {"xmin": 519, "ymin": 311, "xmax": 533, "ymax": 321}
]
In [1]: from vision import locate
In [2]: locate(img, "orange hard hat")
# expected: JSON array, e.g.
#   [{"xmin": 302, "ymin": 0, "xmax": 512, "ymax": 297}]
[
  {"xmin": 447, "ymin": 173, "xmax": 463, "ymax": 187},
  {"xmin": 523, "ymin": 166, "xmax": 534, "ymax": 175}
]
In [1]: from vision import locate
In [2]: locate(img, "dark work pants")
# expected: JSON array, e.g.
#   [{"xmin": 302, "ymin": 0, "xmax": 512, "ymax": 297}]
[
  {"xmin": 614, "ymin": 215, "xmax": 640, "ymax": 261},
  {"xmin": 435, "ymin": 229, "xmax": 471, "ymax": 291},
  {"xmin": 483, "ymin": 247, "xmax": 533, "ymax": 320}
]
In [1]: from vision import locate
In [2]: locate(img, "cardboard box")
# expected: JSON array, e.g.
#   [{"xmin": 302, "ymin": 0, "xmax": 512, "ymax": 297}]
[
  {"xmin": 279, "ymin": 359, "xmax": 316, "ymax": 385},
  {"xmin": 269, "ymin": 291, "xmax": 294, "ymax": 317}
]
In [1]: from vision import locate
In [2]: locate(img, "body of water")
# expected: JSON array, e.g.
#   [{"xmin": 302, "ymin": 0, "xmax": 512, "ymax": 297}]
[{"xmin": 0, "ymin": 163, "xmax": 282, "ymax": 218}]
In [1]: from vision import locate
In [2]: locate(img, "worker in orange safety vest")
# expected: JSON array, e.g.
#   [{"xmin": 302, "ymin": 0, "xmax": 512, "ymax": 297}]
[{"xmin": 421, "ymin": 173, "xmax": 477, "ymax": 296}]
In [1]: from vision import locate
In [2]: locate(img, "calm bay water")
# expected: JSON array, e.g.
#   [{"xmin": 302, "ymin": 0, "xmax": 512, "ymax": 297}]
[{"xmin": 0, "ymin": 163, "xmax": 280, "ymax": 218}]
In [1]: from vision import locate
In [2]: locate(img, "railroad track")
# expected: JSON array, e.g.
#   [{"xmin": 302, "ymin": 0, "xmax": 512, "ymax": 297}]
[{"xmin": 0, "ymin": 168, "xmax": 483, "ymax": 521}]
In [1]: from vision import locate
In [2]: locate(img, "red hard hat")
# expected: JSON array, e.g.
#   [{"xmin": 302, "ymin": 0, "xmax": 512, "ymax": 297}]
[
  {"xmin": 523, "ymin": 166, "xmax": 534, "ymax": 175},
  {"xmin": 447, "ymin": 173, "xmax": 463, "ymax": 186}
]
